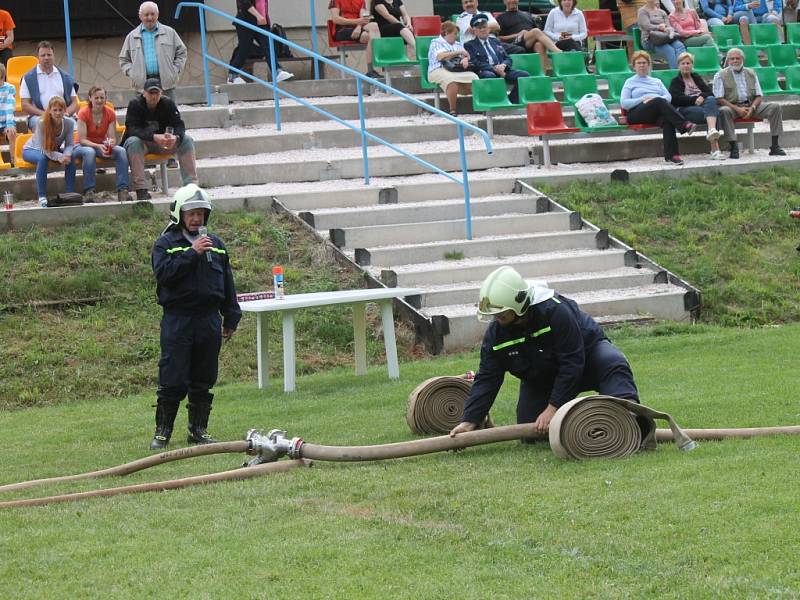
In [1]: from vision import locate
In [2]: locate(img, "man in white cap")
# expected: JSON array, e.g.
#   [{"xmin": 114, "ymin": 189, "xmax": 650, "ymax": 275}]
[{"xmin": 450, "ymin": 266, "xmax": 639, "ymax": 437}]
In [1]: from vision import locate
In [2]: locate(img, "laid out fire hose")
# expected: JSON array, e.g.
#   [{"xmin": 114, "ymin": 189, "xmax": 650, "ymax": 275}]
[{"xmin": 2, "ymin": 387, "xmax": 800, "ymax": 509}]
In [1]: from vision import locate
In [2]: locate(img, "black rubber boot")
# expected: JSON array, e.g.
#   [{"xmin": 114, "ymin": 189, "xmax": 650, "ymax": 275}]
[
  {"xmin": 150, "ymin": 402, "xmax": 179, "ymax": 450},
  {"xmin": 187, "ymin": 396, "xmax": 217, "ymax": 444}
]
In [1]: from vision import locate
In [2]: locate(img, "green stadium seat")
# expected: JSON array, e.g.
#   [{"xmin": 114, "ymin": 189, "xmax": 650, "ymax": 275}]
[
  {"xmin": 604, "ymin": 72, "xmax": 631, "ymax": 104},
  {"xmin": 572, "ymin": 108, "xmax": 627, "ymax": 132},
  {"xmin": 786, "ymin": 22, "xmax": 800, "ymax": 47},
  {"xmin": 517, "ymin": 76, "xmax": 556, "ymax": 104},
  {"xmin": 766, "ymin": 44, "xmax": 798, "ymax": 69},
  {"xmin": 632, "ymin": 26, "xmax": 643, "ymax": 52},
  {"xmin": 687, "ymin": 46, "xmax": 721, "ymax": 76},
  {"xmin": 754, "ymin": 66, "xmax": 783, "ymax": 95},
  {"xmin": 710, "ymin": 24, "xmax": 742, "ymax": 51},
  {"xmin": 782, "ymin": 64, "xmax": 800, "ymax": 93},
  {"xmin": 561, "ymin": 74, "xmax": 599, "ymax": 105},
  {"xmin": 415, "ymin": 36, "xmax": 436, "ymax": 62},
  {"xmin": 372, "ymin": 37, "xmax": 417, "ymax": 87},
  {"xmin": 472, "ymin": 77, "xmax": 523, "ymax": 137},
  {"xmin": 550, "ymin": 51, "xmax": 589, "ymax": 78},
  {"xmin": 748, "ymin": 23, "xmax": 781, "ymax": 47},
  {"xmin": 418, "ymin": 59, "xmax": 441, "ymax": 110},
  {"xmin": 594, "ymin": 49, "xmax": 632, "ymax": 77},
  {"xmin": 510, "ymin": 53, "xmax": 544, "ymax": 77},
  {"xmin": 651, "ymin": 69, "xmax": 678, "ymax": 88}
]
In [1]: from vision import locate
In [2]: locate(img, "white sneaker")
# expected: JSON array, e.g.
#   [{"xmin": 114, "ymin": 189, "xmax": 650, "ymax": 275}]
[
  {"xmin": 710, "ymin": 150, "xmax": 727, "ymax": 160},
  {"xmin": 38, "ymin": 197, "xmax": 48, "ymax": 207},
  {"xmin": 706, "ymin": 128, "xmax": 721, "ymax": 142},
  {"xmin": 276, "ymin": 69, "xmax": 294, "ymax": 83},
  {"xmin": 402, "ymin": 70, "xmax": 413, "ymax": 77},
  {"xmin": 227, "ymin": 76, "xmax": 247, "ymax": 85}
]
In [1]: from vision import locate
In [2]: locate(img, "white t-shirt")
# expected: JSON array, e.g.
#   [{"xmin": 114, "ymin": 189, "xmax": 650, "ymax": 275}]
[
  {"xmin": 19, "ymin": 65, "xmax": 77, "ymax": 109},
  {"xmin": 456, "ymin": 11, "xmax": 500, "ymax": 43}
]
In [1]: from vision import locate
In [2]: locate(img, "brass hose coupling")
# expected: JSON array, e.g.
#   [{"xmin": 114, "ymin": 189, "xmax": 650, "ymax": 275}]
[{"xmin": 244, "ymin": 429, "xmax": 304, "ymax": 466}]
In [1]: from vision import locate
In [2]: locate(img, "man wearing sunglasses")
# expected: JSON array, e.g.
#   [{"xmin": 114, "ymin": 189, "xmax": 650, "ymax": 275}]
[{"xmin": 449, "ymin": 266, "xmax": 640, "ymax": 438}]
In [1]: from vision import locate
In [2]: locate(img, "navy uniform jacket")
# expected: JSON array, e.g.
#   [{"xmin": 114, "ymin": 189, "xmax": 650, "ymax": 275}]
[
  {"xmin": 462, "ymin": 294, "xmax": 606, "ymax": 424},
  {"xmin": 152, "ymin": 228, "xmax": 242, "ymax": 331},
  {"xmin": 464, "ymin": 36, "xmax": 513, "ymax": 73}
]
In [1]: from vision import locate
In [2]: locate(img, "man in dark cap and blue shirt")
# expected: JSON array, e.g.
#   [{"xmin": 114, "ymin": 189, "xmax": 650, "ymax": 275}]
[{"xmin": 465, "ymin": 14, "xmax": 529, "ymax": 103}]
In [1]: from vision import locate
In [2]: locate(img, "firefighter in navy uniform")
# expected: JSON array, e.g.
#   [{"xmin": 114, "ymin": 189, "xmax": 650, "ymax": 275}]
[
  {"xmin": 449, "ymin": 266, "xmax": 639, "ymax": 438},
  {"xmin": 149, "ymin": 184, "xmax": 241, "ymax": 450}
]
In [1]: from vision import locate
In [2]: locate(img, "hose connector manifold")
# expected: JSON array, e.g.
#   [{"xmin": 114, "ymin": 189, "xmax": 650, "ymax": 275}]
[{"xmin": 245, "ymin": 428, "xmax": 304, "ymax": 465}]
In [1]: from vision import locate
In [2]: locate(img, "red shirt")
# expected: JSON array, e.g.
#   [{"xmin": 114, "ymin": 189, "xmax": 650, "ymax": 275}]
[
  {"xmin": 329, "ymin": 0, "xmax": 365, "ymax": 21},
  {"xmin": 0, "ymin": 10, "xmax": 15, "ymax": 49},
  {"xmin": 77, "ymin": 105, "xmax": 117, "ymax": 144}
]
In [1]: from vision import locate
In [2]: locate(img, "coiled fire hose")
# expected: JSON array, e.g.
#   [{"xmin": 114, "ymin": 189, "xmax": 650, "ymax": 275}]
[
  {"xmin": 406, "ymin": 374, "xmax": 493, "ymax": 434},
  {"xmin": 3, "ymin": 392, "xmax": 800, "ymax": 509}
]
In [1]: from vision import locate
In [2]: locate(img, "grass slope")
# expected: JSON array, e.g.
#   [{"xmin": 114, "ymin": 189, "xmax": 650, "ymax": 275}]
[{"xmin": 0, "ymin": 324, "xmax": 798, "ymax": 598}]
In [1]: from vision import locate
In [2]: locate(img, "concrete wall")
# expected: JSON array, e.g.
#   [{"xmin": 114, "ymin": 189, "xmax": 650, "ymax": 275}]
[{"xmin": 12, "ymin": 0, "xmax": 433, "ymax": 93}]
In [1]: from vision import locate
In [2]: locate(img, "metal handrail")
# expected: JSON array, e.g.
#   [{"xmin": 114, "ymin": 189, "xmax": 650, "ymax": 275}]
[{"xmin": 174, "ymin": 2, "xmax": 493, "ymax": 240}]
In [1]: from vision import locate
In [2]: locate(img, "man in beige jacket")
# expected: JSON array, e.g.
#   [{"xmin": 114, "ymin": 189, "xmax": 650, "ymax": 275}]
[{"xmin": 119, "ymin": 2, "xmax": 187, "ymax": 100}]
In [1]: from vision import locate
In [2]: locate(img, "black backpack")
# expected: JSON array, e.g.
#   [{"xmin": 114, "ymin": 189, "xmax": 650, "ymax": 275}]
[{"xmin": 271, "ymin": 23, "xmax": 293, "ymax": 59}]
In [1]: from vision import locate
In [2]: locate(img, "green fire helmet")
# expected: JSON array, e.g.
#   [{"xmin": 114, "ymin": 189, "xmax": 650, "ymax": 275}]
[
  {"xmin": 166, "ymin": 184, "xmax": 212, "ymax": 231},
  {"xmin": 477, "ymin": 266, "xmax": 555, "ymax": 322}
]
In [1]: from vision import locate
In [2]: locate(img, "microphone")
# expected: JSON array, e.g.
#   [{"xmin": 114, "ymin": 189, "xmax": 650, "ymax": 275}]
[{"xmin": 198, "ymin": 226, "xmax": 212, "ymax": 262}]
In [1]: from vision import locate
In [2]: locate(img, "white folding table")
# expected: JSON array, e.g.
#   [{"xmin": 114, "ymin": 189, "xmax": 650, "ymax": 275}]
[{"xmin": 239, "ymin": 287, "xmax": 422, "ymax": 392}]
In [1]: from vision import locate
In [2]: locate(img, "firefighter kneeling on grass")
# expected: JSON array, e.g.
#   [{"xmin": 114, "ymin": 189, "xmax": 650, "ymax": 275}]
[
  {"xmin": 149, "ymin": 184, "xmax": 241, "ymax": 450},
  {"xmin": 449, "ymin": 266, "xmax": 640, "ymax": 440}
]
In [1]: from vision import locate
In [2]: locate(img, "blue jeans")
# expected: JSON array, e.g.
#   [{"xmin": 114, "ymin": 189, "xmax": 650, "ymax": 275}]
[
  {"xmin": 22, "ymin": 147, "xmax": 76, "ymax": 198},
  {"xmin": 73, "ymin": 145, "xmax": 129, "ymax": 192},
  {"xmin": 705, "ymin": 17, "xmax": 725, "ymax": 26},
  {"xmin": 678, "ymin": 95, "xmax": 720, "ymax": 123},
  {"xmin": 732, "ymin": 9, "xmax": 757, "ymax": 23},
  {"xmin": 643, "ymin": 39, "xmax": 686, "ymax": 69}
]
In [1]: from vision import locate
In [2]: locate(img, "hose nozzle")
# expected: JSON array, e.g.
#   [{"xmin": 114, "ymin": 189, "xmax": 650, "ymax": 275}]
[{"xmin": 245, "ymin": 428, "xmax": 304, "ymax": 464}]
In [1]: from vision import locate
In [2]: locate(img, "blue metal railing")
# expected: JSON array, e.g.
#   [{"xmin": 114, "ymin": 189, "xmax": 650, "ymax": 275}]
[{"xmin": 174, "ymin": 2, "xmax": 492, "ymax": 240}]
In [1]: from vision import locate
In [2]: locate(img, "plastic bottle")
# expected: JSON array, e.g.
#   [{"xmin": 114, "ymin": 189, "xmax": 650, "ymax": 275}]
[{"xmin": 273, "ymin": 265, "xmax": 285, "ymax": 299}]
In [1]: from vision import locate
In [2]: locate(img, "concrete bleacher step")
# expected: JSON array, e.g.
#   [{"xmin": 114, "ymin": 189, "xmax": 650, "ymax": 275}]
[
  {"xmin": 429, "ymin": 283, "xmax": 689, "ymax": 352},
  {"xmin": 417, "ymin": 268, "xmax": 660, "ymax": 309},
  {"xmin": 348, "ymin": 230, "xmax": 602, "ymax": 267},
  {"xmin": 299, "ymin": 193, "xmax": 545, "ymax": 230},
  {"xmin": 331, "ymin": 214, "xmax": 585, "ymax": 252},
  {"xmin": 375, "ymin": 249, "xmax": 631, "ymax": 288}
]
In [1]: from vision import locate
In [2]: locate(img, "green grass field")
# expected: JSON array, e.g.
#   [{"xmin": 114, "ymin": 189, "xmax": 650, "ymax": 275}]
[{"xmin": 1, "ymin": 324, "xmax": 798, "ymax": 598}]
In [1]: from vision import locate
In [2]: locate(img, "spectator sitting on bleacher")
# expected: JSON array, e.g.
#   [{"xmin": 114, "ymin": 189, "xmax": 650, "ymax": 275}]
[
  {"xmin": 621, "ymin": 50, "xmax": 697, "ymax": 165},
  {"xmin": 669, "ymin": 52, "xmax": 725, "ymax": 159},
  {"xmin": 698, "ymin": 0, "xmax": 733, "ymax": 26},
  {"xmin": 227, "ymin": 0, "xmax": 294, "ymax": 85},
  {"xmin": 119, "ymin": 2, "xmax": 188, "ymax": 100},
  {"xmin": 713, "ymin": 47, "xmax": 785, "ymax": 158},
  {"xmin": 122, "ymin": 78, "xmax": 198, "ymax": 201},
  {"xmin": 459, "ymin": 0, "xmax": 529, "ymax": 57},
  {"xmin": 730, "ymin": 0, "xmax": 757, "ymax": 44},
  {"xmin": 74, "ymin": 86, "xmax": 133, "ymax": 203},
  {"xmin": 465, "ymin": 15, "xmax": 529, "ymax": 103},
  {"xmin": 0, "ymin": 64, "xmax": 16, "ymax": 165},
  {"xmin": 752, "ymin": 0, "xmax": 783, "ymax": 39},
  {"xmin": 329, "ymin": 0, "xmax": 382, "ymax": 79},
  {"xmin": 22, "ymin": 96, "xmax": 79, "ymax": 208},
  {"xmin": 669, "ymin": 0, "xmax": 716, "ymax": 46},
  {"xmin": 371, "ymin": 0, "xmax": 416, "ymax": 57},
  {"xmin": 0, "ymin": 9, "xmax": 15, "ymax": 67},
  {"xmin": 638, "ymin": 0, "xmax": 686, "ymax": 68},
  {"xmin": 20, "ymin": 41, "xmax": 79, "ymax": 133},
  {"xmin": 544, "ymin": 0, "xmax": 588, "ymax": 52},
  {"xmin": 428, "ymin": 21, "xmax": 479, "ymax": 116}
]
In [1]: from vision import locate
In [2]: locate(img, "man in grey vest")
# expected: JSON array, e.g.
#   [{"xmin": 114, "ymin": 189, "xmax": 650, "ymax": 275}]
[
  {"xmin": 19, "ymin": 40, "xmax": 78, "ymax": 131},
  {"xmin": 713, "ymin": 47, "xmax": 786, "ymax": 159}
]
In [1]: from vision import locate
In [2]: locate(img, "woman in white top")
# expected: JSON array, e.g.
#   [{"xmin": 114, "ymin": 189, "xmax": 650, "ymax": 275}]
[
  {"xmin": 427, "ymin": 21, "xmax": 478, "ymax": 116},
  {"xmin": 544, "ymin": 0, "xmax": 588, "ymax": 51}
]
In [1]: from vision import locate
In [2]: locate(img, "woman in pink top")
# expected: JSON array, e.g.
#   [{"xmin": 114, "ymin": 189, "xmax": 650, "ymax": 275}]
[
  {"xmin": 669, "ymin": 0, "xmax": 715, "ymax": 46},
  {"xmin": 74, "ymin": 86, "xmax": 132, "ymax": 202}
]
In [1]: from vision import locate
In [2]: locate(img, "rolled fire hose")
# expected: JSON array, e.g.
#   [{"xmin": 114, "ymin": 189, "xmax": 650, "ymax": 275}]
[{"xmin": 406, "ymin": 374, "xmax": 493, "ymax": 434}]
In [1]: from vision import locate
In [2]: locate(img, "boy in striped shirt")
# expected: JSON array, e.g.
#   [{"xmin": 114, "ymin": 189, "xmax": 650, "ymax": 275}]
[{"xmin": 0, "ymin": 63, "xmax": 16, "ymax": 165}]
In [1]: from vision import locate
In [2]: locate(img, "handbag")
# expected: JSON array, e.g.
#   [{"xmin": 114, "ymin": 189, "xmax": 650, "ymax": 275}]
[
  {"xmin": 441, "ymin": 57, "xmax": 467, "ymax": 72},
  {"xmin": 47, "ymin": 192, "xmax": 84, "ymax": 208},
  {"xmin": 647, "ymin": 29, "xmax": 672, "ymax": 45}
]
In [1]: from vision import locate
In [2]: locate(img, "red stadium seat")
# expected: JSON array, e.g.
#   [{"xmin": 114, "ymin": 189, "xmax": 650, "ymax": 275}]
[
  {"xmin": 526, "ymin": 102, "xmax": 579, "ymax": 167},
  {"xmin": 411, "ymin": 16, "xmax": 442, "ymax": 37},
  {"xmin": 327, "ymin": 20, "xmax": 366, "ymax": 78},
  {"xmin": 584, "ymin": 10, "xmax": 629, "ymax": 49}
]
